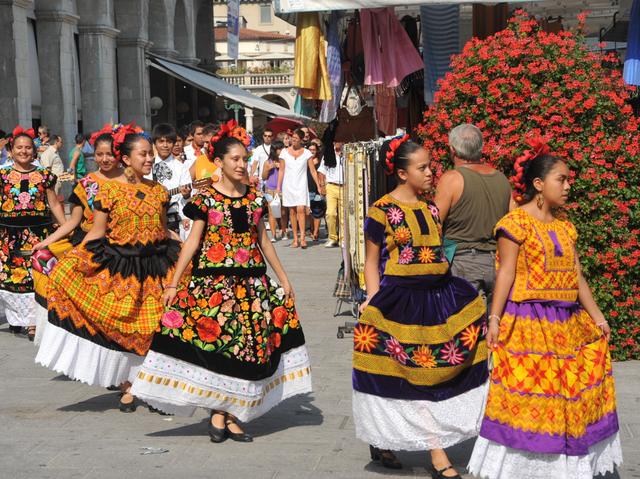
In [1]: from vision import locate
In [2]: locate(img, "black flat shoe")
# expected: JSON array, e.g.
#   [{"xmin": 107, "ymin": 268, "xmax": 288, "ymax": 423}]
[
  {"xmin": 27, "ymin": 329, "xmax": 35, "ymax": 342},
  {"xmin": 208, "ymin": 413, "xmax": 227, "ymax": 443},
  {"xmin": 225, "ymin": 419, "xmax": 253, "ymax": 443},
  {"xmin": 369, "ymin": 445, "xmax": 402, "ymax": 469},
  {"xmin": 119, "ymin": 397, "xmax": 137, "ymax": 413},
  {"xmin": 431, "ymin": 465, "xmax": 462, "ymax": 479},
  {"xmin": 9, "ymin": 325, "xmax": 22, "ymax": 335},
  {"xmin": 148, "ymin": 405, "xmax": 173, "ymax": 416}
]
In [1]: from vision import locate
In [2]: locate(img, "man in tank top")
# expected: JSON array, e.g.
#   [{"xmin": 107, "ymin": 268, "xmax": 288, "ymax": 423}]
[{"xmin": 434, "ymin": 124, "xmax": 512, "ymax": 305}]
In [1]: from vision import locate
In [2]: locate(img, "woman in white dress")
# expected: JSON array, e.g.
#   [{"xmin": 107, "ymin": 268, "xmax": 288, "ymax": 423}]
[{"xmin": 277, "ymin": 128, "xmax": 321, "ymax": 249}]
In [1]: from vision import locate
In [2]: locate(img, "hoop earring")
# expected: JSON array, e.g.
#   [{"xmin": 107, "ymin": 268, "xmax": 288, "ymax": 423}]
[
  {"xmin": 124, "ymin": 166, "xmax": 136, "ymax": 184},
  {"xmin": 536, "ymin": 194, "xmax": 544, "ymax": 209}
]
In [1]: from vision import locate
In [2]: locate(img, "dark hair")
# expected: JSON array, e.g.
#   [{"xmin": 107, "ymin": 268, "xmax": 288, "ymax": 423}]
[
  {"xmin": 74, "ymin": 133, "xmax": 85, "ymax": 144},
  {"xmin": 211, "ymin": 136, "xmax": 246, "ymax": 161},
  {"xmin": 263, "ymin": 128, "xmax": 274, "ymax": 135},
  {"xmin": 292, "ymin": 128, "xmax": 305, "ymax": 140},
  {"xmin": 176, "ymin": 126, "xmax": 188, "ymax": 141},
  {"xmin": 516, "ymin": 154, "xmax": 564, "ymax": 203},
  {"xmin": 380, "ymin": 138, "xmax": 423, "ymax": 177},
  {"xmin": 10, "ymin": 133, "xmax": 35, "ymax": 149},
  {"xmin": 268, "ymin": 140, "xmax": 284, "ymax": 162},
  {"xmin": 152, "ymin": 123, "xmax": 177, "ymax": 143},
  {"xmin": 93, "ymin": 133, "xmax": 115, "ymax": 154},
  {"xmin": 50, "ymin": 134, "xmax": 61, "ymax": 143},
  {"xmin": 189, "ymin": 120, "xmax": 204, "ymax": 135},
  {"xmin": 0, "ymin": 129, "xmax": 6, "ymax": 139},
  {"xmin": 203, "ymin": 123, "xmax": 218, "ymax": 136},
  {"xmin": 119, "ymin": 133, "xmax": 150, "ymax": 159}
]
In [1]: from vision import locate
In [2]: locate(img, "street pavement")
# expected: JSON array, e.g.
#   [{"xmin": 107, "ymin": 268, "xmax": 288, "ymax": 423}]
[{"xmin": 0, "ymin": 240, "xmax": 637, "ymax": 479}]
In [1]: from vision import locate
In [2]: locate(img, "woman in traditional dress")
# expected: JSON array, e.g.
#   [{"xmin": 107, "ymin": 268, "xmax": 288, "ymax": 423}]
[
  {"xmin": 0, "ymin": 126, "xmax": 66, "ymax": 340},
  {"xmin": 130, "ymin": 126, "xmax": 312, "ymax": 443},
  {"xmin": 468, "ymin": 141, "xmax": 622, "ymax": 478},
  {"xmin": 277, "ymin": 128, "xmax": 321, "ymax": 249},
  {"xmin": 353, "ymin": 137, "xmax": 488, "ymax": 478},
  {"xmin": 35, "ymin": 126, "xmax": 181, "ymax": 412},
  {"xmin": 31, "ymin": 129, "xmax": 124, "ymax": 345}
]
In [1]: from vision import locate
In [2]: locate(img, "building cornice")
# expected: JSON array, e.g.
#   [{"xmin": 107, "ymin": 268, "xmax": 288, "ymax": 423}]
[
  {"xmin": 35, "ymin": 9, "xmax": 80, "ymax": 25},
  {"xmin": 78, "ymin": 24, "xmax": 120, "ymax": 38},
  {"xmin": 117, "ymin": 37, "xmax": 152, "ymax": 49},
  {"xmin": 0, "ymin": 0, "xmax": 32, "ymax": 8}
]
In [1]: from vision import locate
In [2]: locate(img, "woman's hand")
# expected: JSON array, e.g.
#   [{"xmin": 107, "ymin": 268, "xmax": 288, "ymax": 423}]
[
  {"xmin": 281, "ymin": 278, "xmax": 295, "ymax": 302},
  {"xmin": 358, "ymin": 298, "xmax": 370, "ymax": 314},
  {"xmin": 596, "ymin": 319, "xmax": 611, "ymax": 341},
  {"xmin": 163, "ymin": 287, "xmax": 177, "ymax": 308},
  {"xmin": 486, "ymin": 317, "xmax": 500, "ymax": 349},
  {"xmin": 33, "ymin": 241, "xmax": 48, "ymax": 251}
]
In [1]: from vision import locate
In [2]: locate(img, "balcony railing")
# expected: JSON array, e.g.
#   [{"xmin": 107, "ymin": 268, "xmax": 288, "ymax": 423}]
[{"xmin": 217, "ymin": 72, "xmax": 294, "ymax": 88}]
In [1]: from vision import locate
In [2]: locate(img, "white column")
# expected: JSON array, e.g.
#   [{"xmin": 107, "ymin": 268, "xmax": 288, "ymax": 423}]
[{"xmin": 245, "ymin": 107, "xmax": 254, "ymax": 134}]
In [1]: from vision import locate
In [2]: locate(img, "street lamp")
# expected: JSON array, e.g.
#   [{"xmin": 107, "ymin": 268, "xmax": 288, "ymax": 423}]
[{"xmin": 224, "ymin": 99, "xmax": 244, "ymax": 123}]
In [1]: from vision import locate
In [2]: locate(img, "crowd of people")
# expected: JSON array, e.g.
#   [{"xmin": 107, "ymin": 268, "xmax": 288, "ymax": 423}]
[{"xmin": 0, "ymin": 117, "xmax": 622, "ymax": 478}]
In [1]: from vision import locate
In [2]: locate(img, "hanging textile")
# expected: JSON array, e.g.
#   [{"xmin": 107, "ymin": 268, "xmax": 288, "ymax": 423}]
[
  {"xmin": 374, "ymin": 86, "xmax": 397, "ymax": 136},
  {"xmin": 359, "ymin": 8, "xmax": 424, "ymax": 88},
  {"xmin": 319, "ymin": 12, "xmax": 344, "ymax": 122},
  {"xmin": 294, "ymin": 13, "xmax": 332, "ymax": 100},
  {"xmin": 421, "ymin": 5, "xmax": 460, "ymax": 104},
  {"xmin": 472, "ymin": 3, "xmax": 509, "ymax": 40},
  {"xmin": 343, "ymin": 144, "xmax": 368, "ymax": 288},
  {"xmin": 624, "ymin": 0, "xmax": 640, "ymax": 86}
]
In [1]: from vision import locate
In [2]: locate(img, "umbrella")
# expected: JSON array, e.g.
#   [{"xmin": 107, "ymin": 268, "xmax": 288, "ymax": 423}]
[{"xmin": 264, "ymin": 117, "xmax": 317, "ymax": 138}]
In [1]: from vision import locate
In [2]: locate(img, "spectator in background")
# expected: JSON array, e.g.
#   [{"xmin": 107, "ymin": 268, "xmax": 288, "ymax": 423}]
[
  {"xmin": 183, "ymin": 120, "xmax": 205, "ymax": 167},
  {"xmin": 173, "ymin": 129, "xmax": 187, "ymax": 163},
  {"xmin": 189, "ymin": 124, "xmax": 218, "ymax": 182},
  {"xmin": 261, "ymin": 140, "xmax": 285, "ymax": 242},
  {"xmin": 276, "ymin": 130, "xmax": 292, "ymax": 148},
  {"xmin": 307, "ymin": 141, "xmax": 326, "ymax": 242},
  {"xmin": 68, "ymin": 134, "xmax": 87, "ymax": 180},
  {"xmin": 34, "ymin": 125, "xmax": 50, "ymax": 154},
  {"xmin": 0, "ymin": 130, "xmax": 11, "ymax": 166},
  {"xmin": 318, "ymin": 141, "xmax": 344, "ymax": 248},
  {"xmin": 249, "ymin": 128, "xmax": 274, "ymax": 190},
  {"xmin": 39, "ymin": 134, "xmax": 65, "ymax": 195},
  {"xmin": 82, "ymin": 133, "xmax": 95, "ymax": 170}
]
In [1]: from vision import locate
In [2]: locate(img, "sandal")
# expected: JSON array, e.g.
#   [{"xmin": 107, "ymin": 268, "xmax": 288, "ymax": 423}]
[
  {"xmin": 301, "ymin": 242, "xmax": 308, "ymax": 249},
  {"xmin": 119, "ymin": 393, "xmax": 137, "ymax": 413},
  {"xmin": 27, "ymin": 326, "xmax": 36, "ymax": 342},
  {"xmin": 431, "ymin": 465, "xmax": 462, "ymax": 479},
  {"xmin": 369, "ymin": 445, "xmax": 402, "ymax": 470},
  {"xmin": 290, "ymin": 242, "xmax": 300, "ymax": 248}
]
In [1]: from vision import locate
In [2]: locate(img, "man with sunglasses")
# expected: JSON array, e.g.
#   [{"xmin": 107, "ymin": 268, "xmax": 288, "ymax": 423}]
[{"xmin": 249, "ymin": 128, "xmax": 274, "ymax": 191}]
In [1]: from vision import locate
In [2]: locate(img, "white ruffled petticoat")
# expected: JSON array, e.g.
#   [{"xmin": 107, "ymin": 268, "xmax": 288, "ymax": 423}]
[
  {"xmin": 35, "ymin": 322, "xmax": 144, "ymax": 388},
  {"xmin": 130, "ymin": 346, "xmax": 312, "ymax": 423},
  {"xmin": 0, "ymin": 290, "xmax": 35, "ymax": 327},
  {"xmin": 33, "ymin": 301, "xmax": 48, "ymax": 346},
  {"xmin": 468, "ymin": 434, "xmax": 623, "ymax": 479},
  {"xmin": 352, "ymin": 384, "xmax": 486, "ymax": 451}
]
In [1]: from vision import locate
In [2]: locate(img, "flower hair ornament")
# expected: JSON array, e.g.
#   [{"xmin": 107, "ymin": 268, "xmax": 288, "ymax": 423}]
[
  {"xmin": 89, "ymin": 122, "xmax": 144, "ymax": 161},
  {"xmin": 511, "ymin": 137, "xmax": 551, "ymax": 203},
  {"xmin": 385, "ymin": 134, "xmax": 410, "ymax": 176},
  {"xmin": 207, "ymin": 119, "xmax": 251, "ymax": 159},
  {"xmin": 10, "ymin": 125, "xmax": 36, "ymax": 145}
]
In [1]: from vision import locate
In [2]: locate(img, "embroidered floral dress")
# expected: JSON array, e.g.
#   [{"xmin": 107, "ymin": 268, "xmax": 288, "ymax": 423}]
[
  {"xmin": 131, "ymin": 186, "xmax": 312, "ymax": 422},
  {"xmin": 469, "ymin": 208, "xmax": 622, "ymax": 479},
  {"xmin": 352, "ymin": 194, "xmax": 488, "ymax": 451},
  {"xmin": 36, "ymin": 180, "xmax": 180, "ymax": 388},
  {"xmin": 0, "ymin": 166, "xmax": 57, "ymax": 327}
]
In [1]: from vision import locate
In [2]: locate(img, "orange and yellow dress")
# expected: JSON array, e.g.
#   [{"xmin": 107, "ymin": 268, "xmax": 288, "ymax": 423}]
[
  {"xmin": 35, "ymin": 180, "xmax": 180, "ymax": 387},
  {"xmin": 469, "ymin": 208, "xmax": 622, "ymax": 478}
]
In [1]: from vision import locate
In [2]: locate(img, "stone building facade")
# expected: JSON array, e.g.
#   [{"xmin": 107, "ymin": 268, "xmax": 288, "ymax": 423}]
[{"xmin": 0, "ymin": 0, "xmax": 215, "ymax": 158}]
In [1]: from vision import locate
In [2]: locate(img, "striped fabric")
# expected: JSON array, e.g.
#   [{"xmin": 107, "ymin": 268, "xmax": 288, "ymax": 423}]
[{"xmin": 420, "ymin": 5, "xmax": 460, "ymax": 104}]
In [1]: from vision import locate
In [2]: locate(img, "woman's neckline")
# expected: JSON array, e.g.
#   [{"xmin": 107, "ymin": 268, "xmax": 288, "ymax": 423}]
[
  {"xmin": 520, "ymin": 207, "xmax": 559, "ymax": 225},
  {"xmin": 11, "ymin": 165, "xmax": 37, "ymax": 174},
  {"xmin": 211, "ymin": 184, "xmax": 248, "ymax": 200},
  {"xmin": 386, "ymin": 193, "xmax": 425, "ymax": 209}
]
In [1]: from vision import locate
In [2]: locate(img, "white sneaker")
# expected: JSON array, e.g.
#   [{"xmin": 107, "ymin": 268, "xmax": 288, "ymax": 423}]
[
  {"xmin": 282, "ymin": 232, "xmax": 289, "ymax": 240},
  {"xmin": 324, "ymin": 240, "xmax": 338, "ymax": 248}
]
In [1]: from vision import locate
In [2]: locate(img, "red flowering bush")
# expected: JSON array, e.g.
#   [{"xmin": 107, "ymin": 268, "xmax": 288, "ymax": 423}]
[{"xmin": 417, "ymin": 11, "xmax": 640, "ymax": 360}]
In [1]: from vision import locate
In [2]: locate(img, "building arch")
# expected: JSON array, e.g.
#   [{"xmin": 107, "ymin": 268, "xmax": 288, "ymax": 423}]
[
  {"xmin": 262, "ymin": 93, "xmax": 291, "ymax": 110},
  {"xmin": 174, "ymin": 0, "xmax": 197, "ymax": 63},
  {"xmin": 149, "ymin": 0, "xmax": 176, "ymax": 56}
]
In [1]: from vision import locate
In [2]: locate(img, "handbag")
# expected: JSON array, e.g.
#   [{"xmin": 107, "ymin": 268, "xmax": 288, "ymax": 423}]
[
  {"xmin": 269, "ymin": 193, "xmax": 281, "ymax": 219},
  {"xmin": 334, "ymin": 85, "xmax": 376, "ymax": 143}
]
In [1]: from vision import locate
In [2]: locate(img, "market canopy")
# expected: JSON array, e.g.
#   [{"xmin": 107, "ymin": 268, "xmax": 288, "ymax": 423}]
[
  {"xmin": 149, "ymin": 56, "xmax": 308, "ymax": 121},
  {"xmin": 274, "ymin": 0, "xmax": 532, "ymax": 14}
]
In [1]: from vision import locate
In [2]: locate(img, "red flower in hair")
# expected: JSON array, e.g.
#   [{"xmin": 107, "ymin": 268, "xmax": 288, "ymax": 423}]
[
  {"xmin": 510, "ymin": 136, "xmax": 551, "ymax": 202},
  {"xmin": 207, "ymin": 120, "xmax": 251, "ymax": 159},
  {"xmin": 385, "ymin": 134, "xmax": 410, "ymax": 176},
  {"xmin": 12, "ymin": 126, "xmax": 35, "ymax": 140},
  {"xmin": 89, "ymin": 122, "xmax": 143, "ymax": 161}
]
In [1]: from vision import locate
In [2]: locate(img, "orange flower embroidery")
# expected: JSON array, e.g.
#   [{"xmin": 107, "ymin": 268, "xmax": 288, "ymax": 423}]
[
  {"xmin": 412, "ymin": 345, "xmax": 437, "ymax": 368},
  {"xmin": 354, "ymin": 324, "xmax": 379, "ymax": 353},
  {"xmin": 418, "ymin": 247, "xmax": 436, "ymax": 264},
  {"xmin": 394, "ymin": 226, "xmax": 411, "ymax": 245},
  {"xmin": 461, "ymin": 324, "xmax": 481, "ymax": 349}
]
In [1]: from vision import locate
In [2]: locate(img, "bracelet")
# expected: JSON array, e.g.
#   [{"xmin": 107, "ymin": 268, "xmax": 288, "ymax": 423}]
[
  {"xmin": 488, "ymin": 314, "xmax": 501, "ymax": 323},
  {"xmin": 165, "ymin": 286, "xmax": 177, "ymax": 290},
  {"xmin": 596, "ymin": 321, "xmax": 608, "ymax": 328}
]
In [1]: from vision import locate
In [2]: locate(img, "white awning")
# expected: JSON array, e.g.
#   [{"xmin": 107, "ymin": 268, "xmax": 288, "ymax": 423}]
[
  {"xmin": 149, "ymin": 56, "xmax": 307, "ymax": 120},
  {"xmin": 274, "ymin": 0, "xmax": 532, "ymax": 14}
]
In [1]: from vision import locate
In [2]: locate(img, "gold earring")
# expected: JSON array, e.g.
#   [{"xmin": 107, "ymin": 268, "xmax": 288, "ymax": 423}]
[
  {"xmin": 124, "ymin": 166, "xmax": 136, "ymax": 184},
  {"xmin": 536, "ymin": 194, "xmax": 544, "ymax": 209}
]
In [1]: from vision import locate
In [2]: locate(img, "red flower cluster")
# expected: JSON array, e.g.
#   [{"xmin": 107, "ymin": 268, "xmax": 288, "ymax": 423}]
[
  {"xmin": 208, "ymin": 119, "xmax": 251, "ymax": 159},
  {"xmin": 89, "ymin": 122, "xmax": 144, "ymax": 161},
  {"xmin": 417, "ymin": 11, "xmax": 640, "ymax": 360},
  {"xmin": 385, "ymin": 134, "xmax": 410, "ymax": 176}
]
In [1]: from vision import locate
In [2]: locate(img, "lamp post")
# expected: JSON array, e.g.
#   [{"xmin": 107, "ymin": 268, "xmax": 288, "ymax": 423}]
[{"xmin": 224, "ymin": 99, "xmax": 244, "ymax": 123}]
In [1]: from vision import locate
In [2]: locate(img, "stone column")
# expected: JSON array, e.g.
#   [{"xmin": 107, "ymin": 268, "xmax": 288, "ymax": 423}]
[
  {"xmin": 35, "ymin": 1, "xmax": 80, "ymax": 157},
  {"xmin": 0, "ymin": 0, "xmax": 33, "ymax": 131},
  {"xmin": 77, "ymin": 0, "xmax": 119, "ymax": 132},
  {"xmin": 459, "ymin": 5, "xmax": 473, "ymax": 51},
  {"xmin": 245, "ymin": 107, "xmax": 254, "ymax": 134},
  {"xmin": 115, "ymin": 0, "xmax": 151, "ymax": 129}
]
